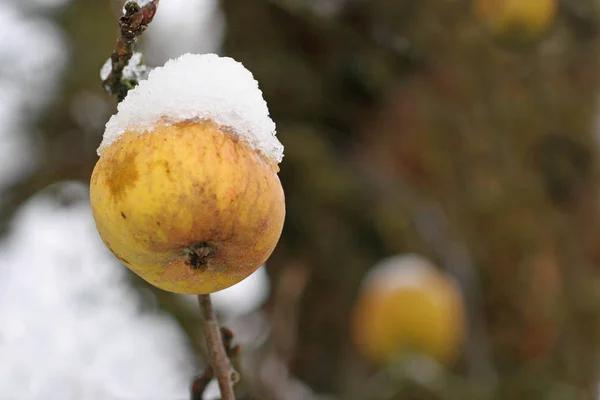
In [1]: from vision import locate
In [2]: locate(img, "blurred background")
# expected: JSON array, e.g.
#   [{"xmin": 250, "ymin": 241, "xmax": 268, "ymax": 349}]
[{"xmin": 2, "ymin": 0, "xmax": 600, "ymax": 399}]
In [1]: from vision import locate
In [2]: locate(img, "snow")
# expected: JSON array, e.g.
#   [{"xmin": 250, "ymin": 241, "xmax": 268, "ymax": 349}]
[
  {"xmin": 361, "ymin": 254, "xmax": 437, "ymax": 293},
  {"xmin": 7, "ymin": 0, "xmax": 71, "ymax": 11},
  {"xmin": 100, "ymin": 58, "xmax": 113, "ymax": 81},
  {"xmin": 0, "ymin": 3, "xmax": 66, "ymax": 189},
  {"xmin": 0, "ymin": 182, "xmax": 196, "ymax": 399},
  {"xmin": 100, "ymin": 52, "xmax": 149, "ymax": 82},
  {"xmin": 99, "ymin": 53, "xmax": 283, "ymax": 164},
  {"xmin": 131, "ymin": 0, "xmax": 155, "ymax": 6}
]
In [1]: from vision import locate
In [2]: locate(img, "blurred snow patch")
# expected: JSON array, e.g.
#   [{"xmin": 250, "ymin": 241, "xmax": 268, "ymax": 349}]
[
  {"xmin": 0, "ymin": 4, "xmax": 67, "ymax": 108},
  {"xmin": 99, "ymin": 53, "xmax": 283, "ymax": 163},
  {"xmin": 361, "ymin": 254, "xmax": 437, "ymax": 293},
  {"xmin": 132, "ymin": 0, "xmax": 156, "ymax": 6},
  {"xmin": 202, "ymin": 379, "xmax": 220, "ymax": 400},
  {"xmin": 211, "ymin": 265, "xmax": 270, "ymax": 317},
  {"xmin": 7, "ymin": 0, "xmax": 71, "ymax": 12},
  {"xmin": 401, "ymin": 355, "xmax": 444, "ymax": 386},
  {"xmin": 0, "ymin": 82, "xmax": 37, "ymax": 189},
  {"xmin": 0, "ymin": 182, "xmax": 195, "ymax": 399},
  {"xmin": 0, "ymin": 3, "xmax": 67, "ymax": 187},
  {"xmin": 144, "ymin": 0, "xmax": 224, "ymax": 64}
]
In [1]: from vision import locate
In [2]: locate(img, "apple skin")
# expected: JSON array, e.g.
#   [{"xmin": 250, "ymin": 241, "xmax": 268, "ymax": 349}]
[
  {"xmin": 352, "ymin": 256, "xmax": 466, "ymax": 365},
  {"xmin": 90, "ymin": 120, "xmax": 285, "ymax": 294}
]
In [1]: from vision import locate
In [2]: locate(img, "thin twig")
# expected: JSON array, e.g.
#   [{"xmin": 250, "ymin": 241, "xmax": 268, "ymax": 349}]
[
  {"xmin": 190, "ymin": 327, "xmax": 241, "ymax": 399},
  {"xmin": 197, "ymin": 294, "xmax": 237, "ymax": 400},
  {"xmin": 190, "ymin": 366, "xmax": 214, "ymax": 400},
  {"xmin": 103, "ymin": 0, "xmax": 159, "ymax": 101}
]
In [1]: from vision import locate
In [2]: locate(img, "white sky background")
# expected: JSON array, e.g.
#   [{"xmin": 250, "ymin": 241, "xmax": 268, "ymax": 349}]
[{"xmin": 0, "ymin": 1, "xmax": 270, "ymax": 399}]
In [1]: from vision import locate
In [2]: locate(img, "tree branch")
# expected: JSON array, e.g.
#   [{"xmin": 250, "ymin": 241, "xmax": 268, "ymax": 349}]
[
  {"xmin": 102, "ymin": 0, "xmax": 159, "ymax": 101},
  {"xmin": 191, "ymin": 326, "xmax": 241, "ymax": 399},
  {"xmin": 197, "ymin": 294, "xmax": 238, "ymax": 400}
]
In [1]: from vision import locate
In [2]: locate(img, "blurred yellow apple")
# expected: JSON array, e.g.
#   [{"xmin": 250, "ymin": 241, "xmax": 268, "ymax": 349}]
[
  {"xmin": 474, "ymin": 0, "xmax": 557, "ymax": 45},
  {"xmin": 352, "ymin": 254, "xmax": 465, "ymax": 365},
  {"xmin": 90, "ymin": 120, "xmax": 285, "ymax": 294}
]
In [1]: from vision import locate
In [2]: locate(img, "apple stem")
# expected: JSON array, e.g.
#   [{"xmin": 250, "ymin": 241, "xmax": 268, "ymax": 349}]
[{"xmin": 197, "ymin": 294, "xmax": 237, "ymax": 400}]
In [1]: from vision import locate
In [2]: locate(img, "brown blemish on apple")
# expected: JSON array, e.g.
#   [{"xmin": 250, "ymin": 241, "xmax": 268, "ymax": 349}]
[
  {"xmin": 185, "ymin": 242, "xmax": 216, "ymax": 270},
  {"xmin": 106, "ymin": 148, "xmax": 140, "ymax": 201}
]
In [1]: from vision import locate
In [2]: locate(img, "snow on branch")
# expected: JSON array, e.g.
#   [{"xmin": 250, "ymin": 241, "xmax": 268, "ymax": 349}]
[{"xmin": 102, "ymin": 0, "xmax": 159, "ymax": 101}]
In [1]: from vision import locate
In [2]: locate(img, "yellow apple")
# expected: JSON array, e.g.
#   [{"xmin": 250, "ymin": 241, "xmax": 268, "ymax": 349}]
[
  {"xmin": 474, "ymin": 0, "xmax": 557, "ymax": 45},
  {"xmin": 90, "ymin": 119, "xmax": 285, "ymax": 294},
  {"xmin": 352, "ymin": 255, "xmax": 465, "ymax": 365}
]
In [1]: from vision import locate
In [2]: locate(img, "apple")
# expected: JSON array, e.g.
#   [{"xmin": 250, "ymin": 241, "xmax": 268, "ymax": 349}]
[
  {"xmin": 474, "ymin": 0, "xmax": 557, "ymax": 45},
  {"xmin": 90, "ymin": 119, "xmax": 285, "ymax": 294},
  {"xmin": 352, "ymin": 254, "xmax": 466, "ymax": 365}
]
